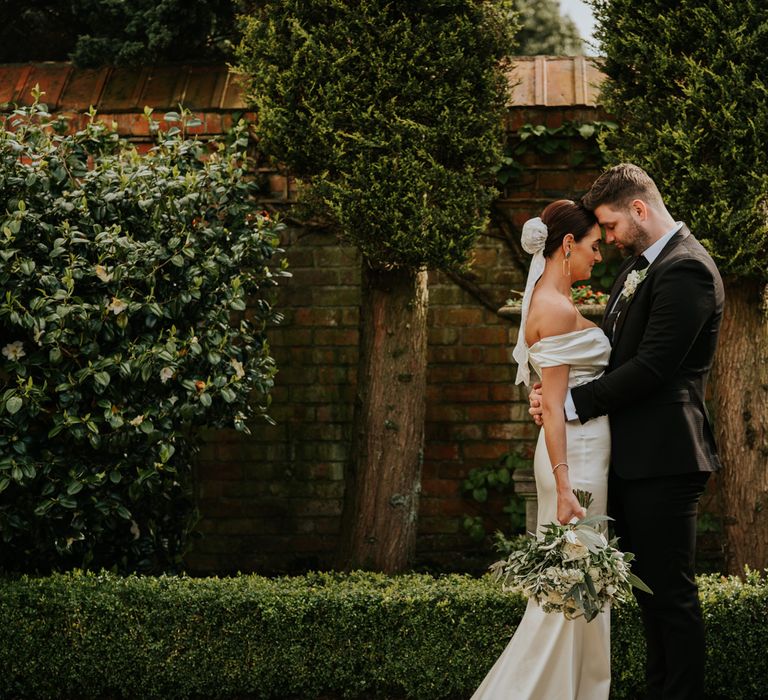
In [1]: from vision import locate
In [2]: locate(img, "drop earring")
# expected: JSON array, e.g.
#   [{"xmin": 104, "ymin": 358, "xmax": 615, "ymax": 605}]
[{"xmin": 562, "ymin": 250, "xmax": 571, "ymax": 277}]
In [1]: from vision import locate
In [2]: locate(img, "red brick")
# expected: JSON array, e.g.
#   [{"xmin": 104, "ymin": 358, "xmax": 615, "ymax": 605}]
[
  {"xmin": 313, "ymin": 329, "xmax": 359, "ymax": 346},
  {"xmin": 421, "ymin": 478, "xmax": 462, "ymax": 497},
  {"xmin": 418, "ymin": 517, "xmax": 460, "ymax": 534},
  {"xmin": 461, "ymin": 327, "xmax": 509, "ymax": 346},
  {"xmin": 462, "ymin": 442, "xmax": 510, "ymax": 460},
  {"xmin": 428, "ymin": 327, "xmax": 460, "ymax": 345},
  {"xmin": 442, "ymin": 385, "xmax": 489, "ymax": 403},
  {"xmin": 430, "ymin": 307, "xmax": 485, "ymax": 326},
  {"xmin": 293, "ymin": 308, "xmax": 342, "ymax": 326},
  {"xmin": 423, "ymin": 443, "xmax": 460, "ymax": 461}
]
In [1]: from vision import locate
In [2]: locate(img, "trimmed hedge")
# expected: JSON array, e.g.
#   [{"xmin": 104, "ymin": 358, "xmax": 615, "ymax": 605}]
[{"xmin": 0, "ymin": 570, "xmax": 765, "ymax": 699}]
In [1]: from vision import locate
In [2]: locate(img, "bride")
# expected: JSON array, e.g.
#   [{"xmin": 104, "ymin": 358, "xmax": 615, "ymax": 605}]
[{"xmin": 472, "ymin": 200, "xmax": 612, "ymax": 700}]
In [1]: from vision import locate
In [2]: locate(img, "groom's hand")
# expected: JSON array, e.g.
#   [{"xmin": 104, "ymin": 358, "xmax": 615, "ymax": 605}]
[{"xmin": 528, "ymin": 382, "xmax": 544, "ymax": 426}]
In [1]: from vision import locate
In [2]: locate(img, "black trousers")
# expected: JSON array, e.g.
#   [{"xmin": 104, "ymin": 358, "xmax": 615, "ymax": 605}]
[{"xmin": 609, "ymin": 470, "xmax": 710, "ymax": 700}]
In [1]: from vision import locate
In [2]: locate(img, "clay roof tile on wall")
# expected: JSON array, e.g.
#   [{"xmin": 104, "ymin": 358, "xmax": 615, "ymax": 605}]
[{"xmin": 1, "ymin": 57, "xmax": 603, "ymax": 113}]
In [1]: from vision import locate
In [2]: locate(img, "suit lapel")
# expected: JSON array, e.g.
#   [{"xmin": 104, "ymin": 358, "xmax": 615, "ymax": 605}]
[
  {"xmin": 611, "ymin": 225, "xmax": 691, "ymax": 344},
  {"xmin": 600, "ymin": 255, "xmax": 636, "ymax": 334}
]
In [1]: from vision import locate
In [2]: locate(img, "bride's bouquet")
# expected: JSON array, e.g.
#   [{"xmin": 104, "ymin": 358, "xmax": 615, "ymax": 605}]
[{"xmin": 490, "ymin": 491, "xmax": 652, "ymax": 622}]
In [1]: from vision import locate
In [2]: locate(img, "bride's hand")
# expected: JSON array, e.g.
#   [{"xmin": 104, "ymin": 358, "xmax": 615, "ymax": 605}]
[
  {"xmin": 528, "ymin": 382, "xmax": 544, "ymax": 426},
  {"xmin": 557, "ymin": 489, "xmax": 587, "ymax": 525}
]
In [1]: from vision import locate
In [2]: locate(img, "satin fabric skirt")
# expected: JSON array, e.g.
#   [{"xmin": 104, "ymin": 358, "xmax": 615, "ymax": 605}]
[{"xmin": 472, "ymin": 415, "xmax": 611, "ymax": 700}]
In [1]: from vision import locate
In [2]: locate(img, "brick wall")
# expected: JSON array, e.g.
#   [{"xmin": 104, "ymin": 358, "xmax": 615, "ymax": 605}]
[
  {"xmin": 188, "ymin": 105, "xmax": 611, "ymax": 574},
  {"xmin": 0, "ymin": 59, "xmax": 723, "ymax": 574}
]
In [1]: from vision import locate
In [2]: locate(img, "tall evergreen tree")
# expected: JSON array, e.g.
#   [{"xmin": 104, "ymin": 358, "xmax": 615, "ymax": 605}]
[
  {"xmin": 592, "ymin": 0, "xmax": 768, "ymax": 572},
  {"xmin": 237, "ymin": 0, "xmax": 512, "ymax": 572}
]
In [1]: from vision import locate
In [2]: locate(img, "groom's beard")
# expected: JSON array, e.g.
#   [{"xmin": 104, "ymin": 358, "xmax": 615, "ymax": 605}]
[{"xmin": 624, "ymin": 219, "xmax": 653, "ymax": 256}]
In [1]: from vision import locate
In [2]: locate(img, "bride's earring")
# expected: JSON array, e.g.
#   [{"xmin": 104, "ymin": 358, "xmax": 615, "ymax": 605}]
[{"xmin": 563, "ymin": 250, "xmax": 571, "ymax": 277}]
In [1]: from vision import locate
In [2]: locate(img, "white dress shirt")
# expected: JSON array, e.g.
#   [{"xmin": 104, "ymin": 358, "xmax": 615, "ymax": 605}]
[{"xmin": 562, "ymin": 222, "xmax": 684, "ymax": 420}]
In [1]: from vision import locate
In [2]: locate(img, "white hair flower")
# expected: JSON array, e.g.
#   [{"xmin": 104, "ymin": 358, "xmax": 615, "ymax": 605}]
[{"xmin": 521, "ymin": 216, "xmax": 548, "ymax": 255}]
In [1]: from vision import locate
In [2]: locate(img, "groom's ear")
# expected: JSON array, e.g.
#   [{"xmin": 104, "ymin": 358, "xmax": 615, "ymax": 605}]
[{"xmin": 630, "ymin": 198, "xmax": 649, "ymax": 221}]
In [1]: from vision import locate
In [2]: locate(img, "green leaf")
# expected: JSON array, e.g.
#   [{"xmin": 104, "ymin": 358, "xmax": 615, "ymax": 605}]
[
  {"xmin": 5, "ymin": 396, "xmax": 22, "ymax": 414},
  {"xmin": 67, "ymin": 481, "xmax": 84, "ymax": 495},
  {"xmin": 159, "ymin": 443, "xmax": 175, "ymax": 463},
  {"xmin": 472, "ymin": 487, "xmax": 488, "ymax": 503}
]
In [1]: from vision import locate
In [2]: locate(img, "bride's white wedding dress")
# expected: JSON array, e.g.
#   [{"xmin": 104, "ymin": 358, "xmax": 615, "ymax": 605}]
[{"xmin": 472, "ymin": 326, "xmax": 612, "ymax": 700}]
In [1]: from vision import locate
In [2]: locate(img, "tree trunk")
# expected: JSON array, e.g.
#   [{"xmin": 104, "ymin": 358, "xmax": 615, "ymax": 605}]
[
  {"xmin": 338, "ymin": 264, "xmax": 428, "ymax": 573},
  {"xmin": 711, "ymin": 278, "xmax": 768, "ymax": 574}
]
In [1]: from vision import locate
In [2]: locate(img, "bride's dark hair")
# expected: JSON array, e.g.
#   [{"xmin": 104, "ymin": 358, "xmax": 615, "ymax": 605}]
[{"xmin": 540, "ymin": 199, "xmax": 598, "ymax": 258}]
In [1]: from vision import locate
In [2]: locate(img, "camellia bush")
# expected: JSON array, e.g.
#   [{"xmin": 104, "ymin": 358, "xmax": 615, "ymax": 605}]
[{"xmin": 0, "ymin": 93, "xmax": 287, "ymax": 573}]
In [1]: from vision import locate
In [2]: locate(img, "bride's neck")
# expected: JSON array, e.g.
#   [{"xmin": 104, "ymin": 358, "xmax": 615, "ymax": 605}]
[{"xmin": 540, "ymin": 258, "xmax": 574, "ymax": 298}]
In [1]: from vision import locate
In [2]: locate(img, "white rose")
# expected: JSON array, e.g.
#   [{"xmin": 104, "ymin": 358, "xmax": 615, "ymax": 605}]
[{"xmin": 562, "ymin": 530, "xmax": 590, "ymax": 561}]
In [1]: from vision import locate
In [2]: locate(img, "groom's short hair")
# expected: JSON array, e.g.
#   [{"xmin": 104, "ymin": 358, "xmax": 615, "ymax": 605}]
[{"xmin": 582, "ymin": 163, "xmax": 664, "ymax": 211}]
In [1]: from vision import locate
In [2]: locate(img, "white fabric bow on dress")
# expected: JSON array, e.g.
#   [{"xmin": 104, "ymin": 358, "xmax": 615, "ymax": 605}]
[{"xmin": 512, "ymin": 217, "xmax": 548, "ymax": 386}]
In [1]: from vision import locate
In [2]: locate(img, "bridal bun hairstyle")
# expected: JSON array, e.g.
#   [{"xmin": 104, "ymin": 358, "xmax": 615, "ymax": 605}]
[{"xmin": 538, "ymin": 199, "xmax": 598, "ymax": 257}]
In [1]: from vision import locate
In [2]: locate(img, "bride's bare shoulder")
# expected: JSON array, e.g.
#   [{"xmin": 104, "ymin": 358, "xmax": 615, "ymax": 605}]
[{"xmin": 526, "ymin": 291, "xmax": 579, "ymax": 345}]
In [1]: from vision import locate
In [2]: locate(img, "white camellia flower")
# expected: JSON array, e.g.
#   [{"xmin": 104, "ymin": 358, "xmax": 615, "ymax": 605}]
[
  {"xmin": 159, "ymin": 367, "xmax": 174, "ymax": 383},
  {"xmin": 230, "ymin": 358, "xmax": 245, "ymax": 379},
  {"xmin": 129, "ymin": 415, "xmax": 144, "ymax": 426},
  {"xmin": 107, "ymin": 297, "xmax": 128, "ymax": 315},
  {"xmin": 95, "ymin": 264, "xmax": 113, "ymax": 283},
  {"xmin": 1, "ymin": 341, "xmax": 25, "ymax": 360}
]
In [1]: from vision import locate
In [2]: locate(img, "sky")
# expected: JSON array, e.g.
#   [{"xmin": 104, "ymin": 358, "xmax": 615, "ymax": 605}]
[{"xmin": 559, "ymin": 0, "xmax": 599, "ymax": 54}]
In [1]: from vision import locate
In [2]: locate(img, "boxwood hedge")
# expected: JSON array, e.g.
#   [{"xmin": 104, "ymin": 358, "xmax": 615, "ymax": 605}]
[{"xmin": 0, "ymin": 570, "xmax": 765, "ymax": 699}]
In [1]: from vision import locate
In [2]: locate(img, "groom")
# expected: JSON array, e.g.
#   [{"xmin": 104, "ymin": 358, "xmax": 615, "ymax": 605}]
[{"xmin": 530, "ymin": 163, "xmax": 723, "ymax": 700}]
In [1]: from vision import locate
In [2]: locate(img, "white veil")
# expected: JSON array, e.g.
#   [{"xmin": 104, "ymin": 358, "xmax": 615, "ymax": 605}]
[{"xmin": 511, "ymin": 217, "xmax": 549, "ymax": 386}]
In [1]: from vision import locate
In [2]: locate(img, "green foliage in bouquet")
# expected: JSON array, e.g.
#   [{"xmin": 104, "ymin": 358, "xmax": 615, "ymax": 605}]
[
  {"xmin": 236, "ymin": 0, "xmax": 513, "ymax": 272},
  {"xmin": 490, "ymin": 491, "xmax": 651, "ymax": 622},
  {"xmin": 0, "ymin": 92, "xmax": 286, "ymax": 573}
]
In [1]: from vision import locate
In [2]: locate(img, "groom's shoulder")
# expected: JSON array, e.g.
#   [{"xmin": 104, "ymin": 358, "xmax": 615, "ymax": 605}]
[
  {"xmin": 665, "ymin": 229, "xmax": 720, "ymax": 272},
  {"xmin": 659, "ymin": 232, "xmax": 724, "ymax": 298}
]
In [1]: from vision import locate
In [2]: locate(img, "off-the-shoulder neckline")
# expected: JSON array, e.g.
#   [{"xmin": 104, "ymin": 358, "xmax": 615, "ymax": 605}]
[{"xmin": 528, "ymin": 326, "xmax": 605, "ymax": 351}]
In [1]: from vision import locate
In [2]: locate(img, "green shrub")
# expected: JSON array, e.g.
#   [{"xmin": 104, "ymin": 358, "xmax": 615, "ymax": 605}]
[
  {"xmin": 0, "ymin": 570, "xmax": 765, "ymax": 699},
  {"xmin": 236, "ymin": 0, "xmax": 512, "ymax": 272},
  {"xmin": 0, "ymin": 95, "xmax": 286, "ymax": 574}
]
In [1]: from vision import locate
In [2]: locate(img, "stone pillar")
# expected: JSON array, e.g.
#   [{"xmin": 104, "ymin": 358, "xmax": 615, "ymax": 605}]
[{"xmin": 512, "ymin": 468, "xmax": 538, "ymax": 535}]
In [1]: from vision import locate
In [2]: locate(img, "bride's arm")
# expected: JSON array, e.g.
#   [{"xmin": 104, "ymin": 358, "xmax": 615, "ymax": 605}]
[{"xmin": 540, "ymin": 364, "xmax": 587, "ymax": 524}]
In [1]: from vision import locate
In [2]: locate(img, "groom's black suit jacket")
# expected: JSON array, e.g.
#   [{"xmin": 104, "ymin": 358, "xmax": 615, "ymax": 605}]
[{"xmin": 571, "ymin": 225, "xmax": 724, "ymax": 479}]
